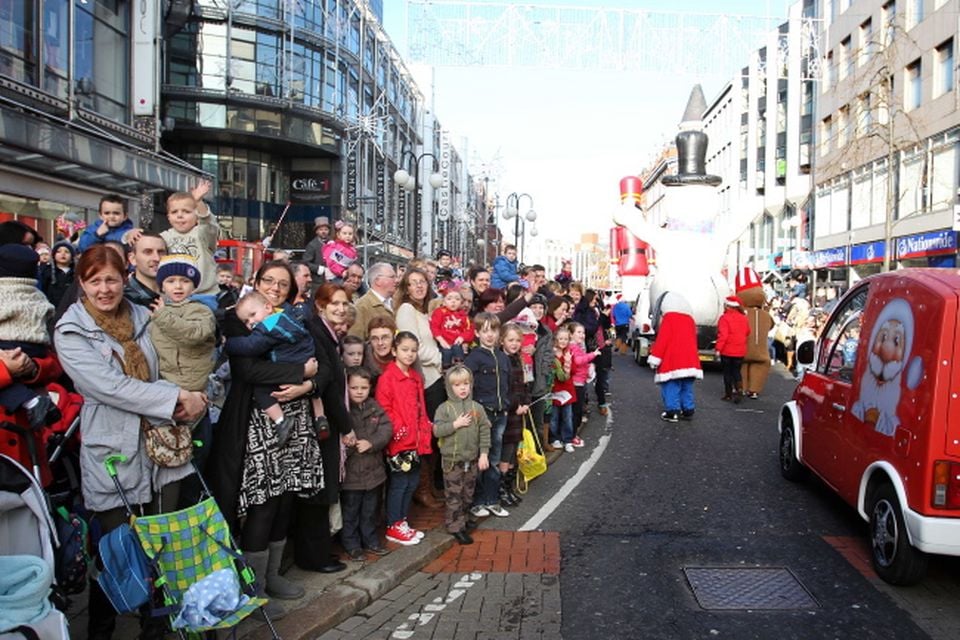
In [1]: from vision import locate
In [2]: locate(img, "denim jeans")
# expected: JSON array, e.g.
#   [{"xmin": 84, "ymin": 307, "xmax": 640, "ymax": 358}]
[
  {"xmin": 440, "ymin": 344, "xmax": 466, "ymax": 369},
  {"xmin": 385, "ymin": 463, "xmax": 420, "ymax": 525},
  {"xmin": 476, "ymin": 410, "xmax": 507, "ymax": 507},
  {"xmin": 340, "ymin": 488, "xmax": 381, "ymax": 550},
  {"xmin": 659, "ymin": 378, "xmax": 696, "ymax": 413},
  {"xmin": 549, "ymin": 403, "xmax": 574, "ymax": 444}
]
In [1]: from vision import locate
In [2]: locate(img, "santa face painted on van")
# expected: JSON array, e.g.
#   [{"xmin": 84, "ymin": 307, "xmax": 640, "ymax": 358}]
[{"xmin": 777, "ymin": 269, "xmax": 960, "ymax": 586}]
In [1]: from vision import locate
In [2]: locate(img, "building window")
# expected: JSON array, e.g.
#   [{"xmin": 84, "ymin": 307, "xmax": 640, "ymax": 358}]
[
  {"xmin": 935, "ymin": 39, "xmax": 954, "ymax": 97},
  {"xmin": 859, "ymin": 19, "xmax": 873, "ymax": 66},
  {"xmin": 74, "ymin": 0, "xmax": 131, "ymax": 122},
  {"xmin": 882, "ymin": 1, "xmax": 897, "ymax": 45},
  {"xmin": 906, "ymin": 0, "xmax": 923, "ymax": 29},
  {"xmin": 838, "ymin": 105, "xmax": 850, "ymax": 146},
  {"xmin": 824, "ymin": 51, "xmax": 835, "ymax": 89},
  {"xmin": 840, "ymin": 37, "xmax": 852, "ymax": 80},
  {"xmin": 856, "ymin": 93, "xmax": 872, "ymax": 137},
  {"xmin": 0, "ymin": 2, "xmax": 36, "ymax": 84},
  {"xmin": 905, "ymin": 58, "xmax": 922, "ymax": 110},
  {"xmin": 821, "ymin": 115, "xmax": 834, "ymax": 156}
]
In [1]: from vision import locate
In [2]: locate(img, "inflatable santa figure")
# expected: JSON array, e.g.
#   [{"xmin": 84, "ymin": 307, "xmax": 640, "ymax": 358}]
[{"xmin": 647, "ymin": 292, "xmax": 703, "ymax": 423}]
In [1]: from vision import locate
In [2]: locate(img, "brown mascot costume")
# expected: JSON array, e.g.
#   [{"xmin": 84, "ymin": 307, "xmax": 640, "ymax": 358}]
[{"xmin": 735, "ymin": 267, "xmax": 774, "ymax": 398}]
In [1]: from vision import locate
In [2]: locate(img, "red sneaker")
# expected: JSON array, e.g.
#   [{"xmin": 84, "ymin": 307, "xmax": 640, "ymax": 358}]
[{"xmin": 386, "ymin": 521, "xmax": 419, "ymax": 545}]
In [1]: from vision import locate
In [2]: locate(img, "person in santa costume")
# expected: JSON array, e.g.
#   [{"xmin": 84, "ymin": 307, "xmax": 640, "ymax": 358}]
[
  {"xmin": 716, "ymin": 294, "xmax": 750, "ymax": 403},
  {"xmin": 647, "ymin": 292, "xmax": 703, "ymax": 422},
  {"xmin": 734, "ymin": 266, "xmax": 775, "ymax": 398}
]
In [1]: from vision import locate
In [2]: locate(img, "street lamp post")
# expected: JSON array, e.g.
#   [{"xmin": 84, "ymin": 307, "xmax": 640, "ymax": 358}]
[
  {"xmin": 393, "ymin": 150, "xmax": 443, "ymax": 258},
  {"xmin": 502, "ymin": 192, "xmax": 536, "ymax": 263}
]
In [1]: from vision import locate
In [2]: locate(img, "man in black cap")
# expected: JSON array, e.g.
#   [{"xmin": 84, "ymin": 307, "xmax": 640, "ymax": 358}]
[{"xmin": 303, "ymin": 216, "xmax": 331, "ymax": 285}]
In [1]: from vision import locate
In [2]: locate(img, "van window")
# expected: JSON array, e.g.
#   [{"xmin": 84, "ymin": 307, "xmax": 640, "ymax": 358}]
[
  {"xmin": 824, "ymin": 314, "xmax": 862, "ymax": 382},
  {"xmin": 817, "ymin": 285, "xmax": 868, "ymax": 376}
]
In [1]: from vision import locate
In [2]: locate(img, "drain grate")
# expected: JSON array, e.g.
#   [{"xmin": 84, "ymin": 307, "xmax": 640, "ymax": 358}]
[{"xmin": 683, "ymin": 567, "xmax": 819, "ymax": 610}]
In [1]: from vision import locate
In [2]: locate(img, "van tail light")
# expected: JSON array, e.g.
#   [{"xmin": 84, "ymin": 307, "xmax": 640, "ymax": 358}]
[{"xmin": 932, "ymin": 461, "xmax": 960, "ymax": 509}]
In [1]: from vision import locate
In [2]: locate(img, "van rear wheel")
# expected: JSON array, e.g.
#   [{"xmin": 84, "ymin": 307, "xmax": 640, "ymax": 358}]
[
  {"xmin": 868, "ymin": 483, "xmax": 928, "ymax": 585},
  {"xmin": 778, "ymin": 420, "xmax": 805, "ymax": 481}
]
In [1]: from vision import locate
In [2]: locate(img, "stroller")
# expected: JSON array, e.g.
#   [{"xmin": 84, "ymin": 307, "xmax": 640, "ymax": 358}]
[
  {"xmin": 0, "ymin": 453, "xmax": 70, "ymax": 639},
  {"xmin": 100, "ymin": 454, "xmax": 281, "ymax": 639}
]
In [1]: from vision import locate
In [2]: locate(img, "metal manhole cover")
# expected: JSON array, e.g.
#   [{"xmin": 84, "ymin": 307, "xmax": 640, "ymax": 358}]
[{"xmin": 683, "ymin": 567, "xmax": 819, "ymax": 610}]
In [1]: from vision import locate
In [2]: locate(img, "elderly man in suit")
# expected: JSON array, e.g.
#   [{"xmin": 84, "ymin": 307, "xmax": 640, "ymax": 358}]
[{"xmin": 349, "ymin": 262, "xmax": 397, "ymax": 339}]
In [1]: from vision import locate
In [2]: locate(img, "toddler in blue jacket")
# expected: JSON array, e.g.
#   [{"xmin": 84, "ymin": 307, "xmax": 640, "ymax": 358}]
[
  {"xmin": 229, "ymin": 291, "xmax": 323, "ymax": 445},
  {"xmin": 491, "ymin": 245, "xmax": 520, "ymax": 289}
]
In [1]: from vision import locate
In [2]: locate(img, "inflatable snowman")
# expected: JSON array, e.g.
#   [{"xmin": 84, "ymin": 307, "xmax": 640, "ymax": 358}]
[{"xmin": 614, "ymin": 85, "xmax": 742, "ymax": 352}]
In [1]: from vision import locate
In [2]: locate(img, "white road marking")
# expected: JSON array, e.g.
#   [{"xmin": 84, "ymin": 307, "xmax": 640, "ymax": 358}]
[
  {"xmin": 519, "ymin": 408, "xmax": 614, "ymax": 532},
  {"xmin": 390, "ymin": 573, "xmax": 484, "ymax": 639}
]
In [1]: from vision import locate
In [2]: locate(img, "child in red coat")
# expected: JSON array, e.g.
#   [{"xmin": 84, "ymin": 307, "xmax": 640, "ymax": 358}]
[
  {"xmin": 375, "ymin": 331, "xmax": 433, "ymax": 546},
  {"xmin": 716, "ymin": 295, "xmax": 751, "ymax": 403},
  {"xmin": 429, "ymin": 286, "xmax": 474, "ymax": 368}
]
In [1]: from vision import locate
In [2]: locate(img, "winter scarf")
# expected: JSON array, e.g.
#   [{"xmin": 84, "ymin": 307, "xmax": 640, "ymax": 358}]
[{"xmin": 80, "ymin": 297, "xmax": 150, "ymax": 383}]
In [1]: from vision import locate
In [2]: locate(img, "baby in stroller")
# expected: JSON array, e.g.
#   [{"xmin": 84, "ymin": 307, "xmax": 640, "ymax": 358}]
[
  {"xmin": 0, "ymin": 245, "xmax": 62, "ymax": 431},
  {"xmin": 0, "ymin": 453, "xmax": 70, "ymax": 640}
]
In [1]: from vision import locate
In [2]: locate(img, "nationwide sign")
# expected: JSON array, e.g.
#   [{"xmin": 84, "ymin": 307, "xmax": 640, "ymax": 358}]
[
  {"xmin": 896, "ymin": 229, "xmax": 958, "ymax": 259},
  {"xmin": 810, "ymin": 246, "xmax": 847, "ymax": 268},
  {"xmin": 849, "ymin": 240, "xmax": 885, "ymax": 265}
]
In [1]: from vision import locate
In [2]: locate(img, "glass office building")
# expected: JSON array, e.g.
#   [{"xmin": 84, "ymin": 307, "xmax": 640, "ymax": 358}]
[{"xmin": 161, "ymin": 0, "xmax": 424, "ymax": 249}]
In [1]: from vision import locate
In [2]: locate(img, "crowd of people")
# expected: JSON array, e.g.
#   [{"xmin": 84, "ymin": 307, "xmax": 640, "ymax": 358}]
[{"xmin": 0, "ymin": 190, "xmax": 619, "ymax": 639}]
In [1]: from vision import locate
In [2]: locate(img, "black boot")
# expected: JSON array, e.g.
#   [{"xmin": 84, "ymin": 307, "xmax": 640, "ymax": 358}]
[
  {"xmin": 498, "ymin": 474, "xmax": 515, "ymax": 506},
  {"xmin": 87, "ymin": 579, "xmax": 117, "ymax": 640},
  {"xmin": 505, "ymin": 468, "xmax": 523, "ymax": 504}
]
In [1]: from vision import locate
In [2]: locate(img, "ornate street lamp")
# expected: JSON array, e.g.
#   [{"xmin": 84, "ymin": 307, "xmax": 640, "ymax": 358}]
[{"xmin": 394, "ymin": 152, "xmax": 443, "ymax": 258}]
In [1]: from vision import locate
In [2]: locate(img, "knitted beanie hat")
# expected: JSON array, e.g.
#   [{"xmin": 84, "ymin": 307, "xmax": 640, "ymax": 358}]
[
  {"xmin": 0, "ymin": 244, "xmax": 39, "ymax": 279},
  {"xmin": 724, "ymin": 295, "xmax": 741, "ymax": 308},
  {"xmin": 157, "ymin": 254, "xmax": 201, "ymax": 288}
]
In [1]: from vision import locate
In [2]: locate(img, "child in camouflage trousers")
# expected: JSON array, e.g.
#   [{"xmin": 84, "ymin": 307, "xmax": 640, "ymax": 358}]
[{"xmin": 432, "ymin": 365, "xmax": 491, "ymax": 545}]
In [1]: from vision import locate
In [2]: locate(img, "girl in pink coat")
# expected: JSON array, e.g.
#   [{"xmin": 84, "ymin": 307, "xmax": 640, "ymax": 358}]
[
  {"xmin": 716, "ymin": 295, "xmax": 751, "ymax": 403},
  {"xmin": 568, "ymin": 322, "xmax": 600, "ymax": 444}
]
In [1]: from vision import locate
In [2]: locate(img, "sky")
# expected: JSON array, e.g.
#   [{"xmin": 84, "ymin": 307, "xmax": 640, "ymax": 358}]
[{"xmin": 383, "ymin": 1, "xmax": 791, "ymax": 249}]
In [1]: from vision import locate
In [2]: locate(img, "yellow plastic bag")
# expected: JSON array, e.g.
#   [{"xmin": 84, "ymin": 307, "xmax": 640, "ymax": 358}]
[{"xmin": 516, "ymin": 414, "xmax": 547, "ymax": 492}]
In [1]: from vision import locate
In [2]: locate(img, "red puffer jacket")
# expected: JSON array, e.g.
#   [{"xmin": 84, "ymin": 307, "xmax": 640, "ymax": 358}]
[
  {"xmin": 0, "ymin": 354, "xmax": 64, "ymax": 486},
  {"xmin": 374, "ymin": 361, "xmax": 433, "ymax": 457},
  {"xmin": 716, "ymin": 308, "xmax": 750, "ymax": 358}
]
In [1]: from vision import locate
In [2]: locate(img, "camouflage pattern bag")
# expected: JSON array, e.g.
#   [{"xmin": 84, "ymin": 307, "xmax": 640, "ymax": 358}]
[{"xmin": 143, "ymin": 423, "xmax": 193, "ymax": 468}]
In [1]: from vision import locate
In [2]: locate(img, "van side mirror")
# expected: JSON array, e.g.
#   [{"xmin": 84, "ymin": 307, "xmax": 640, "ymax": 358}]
[{"xmin": 796, "ymin": 340, "xmax": 815, "ymax": 366}]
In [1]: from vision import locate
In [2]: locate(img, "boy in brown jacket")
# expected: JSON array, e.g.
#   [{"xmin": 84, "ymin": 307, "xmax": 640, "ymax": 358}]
[{"xmin": 342, "ymin": 366, "xmax": 393, "ymax": 559}]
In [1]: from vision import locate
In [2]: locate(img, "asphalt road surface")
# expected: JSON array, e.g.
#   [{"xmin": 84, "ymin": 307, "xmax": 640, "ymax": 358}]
[
  {"xmin": 546, "ymin": 356, "xmax": 960, "ymax": 640},
  {"xmin": 319, "ymin": 354, "xmax": 960, "ymax": 640}
]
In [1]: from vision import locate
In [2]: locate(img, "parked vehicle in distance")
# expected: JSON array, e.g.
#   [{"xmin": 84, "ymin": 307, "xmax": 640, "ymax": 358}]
[{"xmin": 778, "ymin": 269, "xmax": 960, "ymax": 585}]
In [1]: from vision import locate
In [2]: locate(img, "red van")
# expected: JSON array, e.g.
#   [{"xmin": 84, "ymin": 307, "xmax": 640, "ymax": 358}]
[{"xmin": 778, "ymin": 269, "xmax": 960, "ymax": 585}]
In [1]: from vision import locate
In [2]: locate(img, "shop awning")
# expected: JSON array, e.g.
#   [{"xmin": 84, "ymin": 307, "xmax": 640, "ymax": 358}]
[{"xmin": 0, "ymin": 102, "xmax": 209, "ymax": 196}]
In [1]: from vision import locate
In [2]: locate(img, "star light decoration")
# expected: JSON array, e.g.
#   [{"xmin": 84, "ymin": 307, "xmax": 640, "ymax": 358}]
[{"xmin": 344, "ymin": 90, "xmax": 390, "ymax": 158}]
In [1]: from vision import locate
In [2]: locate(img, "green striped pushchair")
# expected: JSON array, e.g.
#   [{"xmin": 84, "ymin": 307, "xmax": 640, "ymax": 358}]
[{"xmin": 103, "ymin": 454, "xmax": 281, "ymax": 639}]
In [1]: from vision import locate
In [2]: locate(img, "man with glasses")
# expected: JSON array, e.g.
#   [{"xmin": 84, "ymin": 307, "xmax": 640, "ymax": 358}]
[{"xmin": 349, "ymin": 262, "xmax": 397, "ymax": 339}]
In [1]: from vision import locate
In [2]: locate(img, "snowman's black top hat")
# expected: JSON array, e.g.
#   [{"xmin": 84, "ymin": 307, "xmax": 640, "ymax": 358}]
[{"xmin": 663, "ymin": 84, "xmax": 722, "ymax": 187}]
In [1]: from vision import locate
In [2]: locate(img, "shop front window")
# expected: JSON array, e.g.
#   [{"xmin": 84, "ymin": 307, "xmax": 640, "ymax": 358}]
[
  {"xmin": 74, "ymin": 0, "xmax": 130, "ymax": 122},
  {"xmin": 43, "ymin": 0, "xmax": 68, "ymax": 96},
  {"xmin": 0, "ymin": 1, "xmax": 37, "ymax": 84}
]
